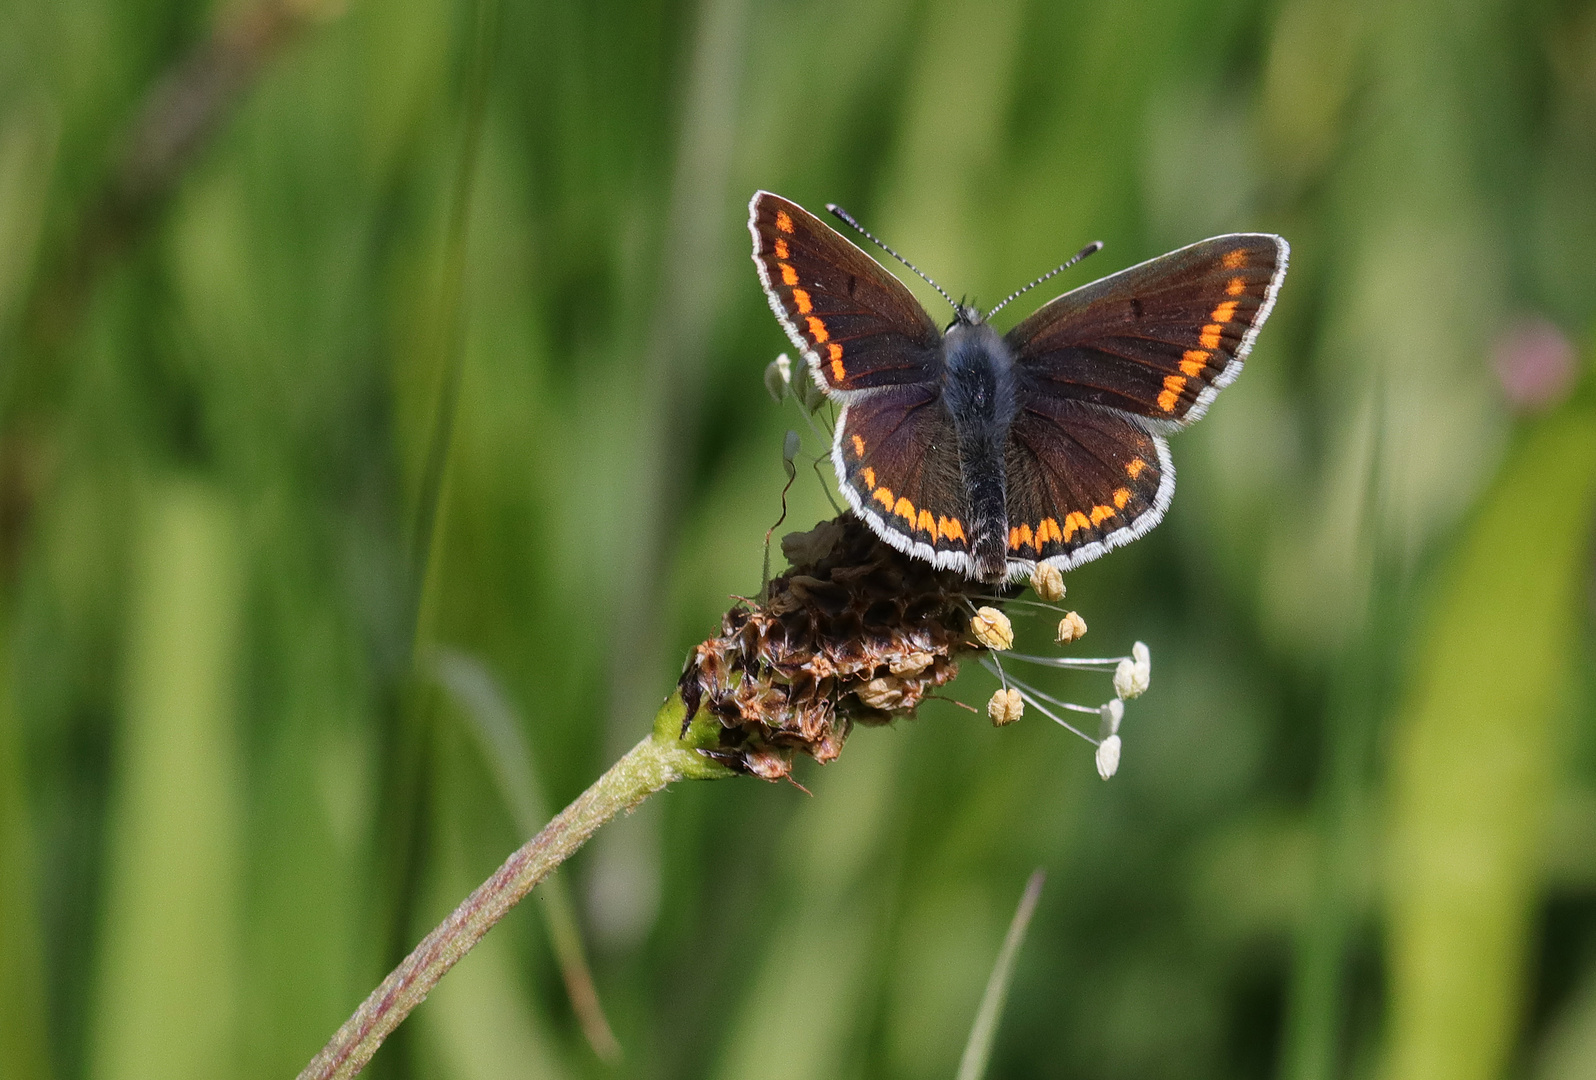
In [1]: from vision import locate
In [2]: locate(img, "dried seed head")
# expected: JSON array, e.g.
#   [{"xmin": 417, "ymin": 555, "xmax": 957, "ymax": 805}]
[
  {"xmin": 1096, "ymin": 734, "xmax": 1122, "ymax": 779},
  {"xmin": 988, "ymin": 687, "xmax": 1024, "ymax": 726},
  {"xmin": 971, "ymin": 607, "xmax": 1014, "ymax": 651},
  {"xmin": 677, "ymin": 514, "xmax": 983, "ymax": 780},
  {"xmin": 1056, "ymin": 611, "xmax": 1088, "ymax": 643},
  {"xmin": 1030, "ymin": 563, "xmax": 1065, "ymax": 602},
  {"xmin": 858, "ymin": 676, "xmax": 906, "ymax": 711}
]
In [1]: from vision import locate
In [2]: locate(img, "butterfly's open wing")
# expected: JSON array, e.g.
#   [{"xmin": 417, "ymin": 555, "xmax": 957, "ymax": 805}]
[
  {"xmin": 999, "ymin": 234, "xmax": 1287, "ymax": 574},
  {"xmin": 1005, "ymin": 234, "xmax": 1288, "ymax": 424},
  {"xmin": 1001, "ymin": 400, "xmax": 1172, "ymax": 573},
  {"xmin": 833, "ymin": 384, "xmax": 977, "ymax": 575},
  {"xmin": 750, "ymin": 192, "xmax": 942, "ymax": 396}
]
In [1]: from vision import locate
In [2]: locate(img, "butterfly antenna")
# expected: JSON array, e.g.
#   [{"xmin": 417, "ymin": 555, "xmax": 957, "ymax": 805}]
[
  {"xmin": 826, "ymin": 203, "xmax": 959, "ymax": 314},
  {"xmin": 984, "ymin": 241, "xmax": 1104, "ymax": 320}
]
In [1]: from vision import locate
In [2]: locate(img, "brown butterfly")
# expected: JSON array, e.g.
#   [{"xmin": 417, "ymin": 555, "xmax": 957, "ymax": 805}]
[{"xmin": 750, "ymin": 191, "xmax": 1288, "ymax": 583}]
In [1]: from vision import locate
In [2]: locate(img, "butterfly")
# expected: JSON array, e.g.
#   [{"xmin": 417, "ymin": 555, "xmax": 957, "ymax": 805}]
[{"xmin": 749, "ymin": 191, "xmax": 1289, "ymax": 583}]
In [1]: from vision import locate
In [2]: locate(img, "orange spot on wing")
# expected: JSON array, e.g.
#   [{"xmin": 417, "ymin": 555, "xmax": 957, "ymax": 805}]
[
  {"xmin": 894, "ymin": 497, "xmax": 916, "ymax": 521},
  {"xmin": 1226, "ymin": 276, "xmax": 1246, "ymax": 296},
  {"xmin": 1211, "ymin": 300, "xmax": 1239, "ymax": 323},
  {"xmin": 1180, "ymin": 350, "xmax": 1209, "ymax": 377},
  {"xmin": 831, "ymin": 358, "xmax": 846, "ymax": 381},
  {"xmin": 873, "ymin": 486, "xmax": 894, "ymax": 510},
  {"xmin": 862, "ymin": 467, "xmax": 875, "ymax": 488},
  {"xmin": 918, "ymin": 509, "xmax": 937, "ymax": 540},
  {"xmin": 851, "ymin": 434, "xmax": 866, "ymax": 457},
  {"xmin": 1158, "ymin": 374, "xmax": 1187, "ymax": 412},
  {"xmin": 774, "ymin": 238, "xmax": 789, "ymax": 260},
  {"xmin": 1064, "ymin": 511, "xmax": 1091, "ymax": 540},
  {"xmin": 1113, "ymin": 487, "xmax": 1131, "ymax": 509},
  {"xmin": 938, "ymin": 516, "xmax": 964, "ymax": 542},
  {"xmin": 806, "ymin": 316, "xmax": 829, "ymax": 343},
  {"xmin": 1018, "ymin": 523, "xmax": 1034, "ymax": 549},
  {"xmin": 792, "ymin": 288, "xmax": 813, "ymax": 314},
  {"xmin": 1126, "ymin": 457, "xmax": 1147, "ymax": 478},
  {"xmin": 780, "ymin": 263, "xmax": 799, "ymax": 286},
  {"xmin": 1222, "ymin": 248, "xmax": 1247, "ymax": 269},
  {"xmin": 1008, "ymin": 527, "xmax": 1021, "ymax": 550},
  {"xmin": 1038, "ymin": 518, "xmax": 1061, "ymax": 543},
  {"xmin": 1199, "ymin": 324, "xmax": 1223, "ymax": 349},
  {"xmin": 775, "ymin": 210, "xmax": 794, "ymax": 234},
  {"xmin": 1090, "ymin": 504, "xmax": 1114, "ymax": 525}
]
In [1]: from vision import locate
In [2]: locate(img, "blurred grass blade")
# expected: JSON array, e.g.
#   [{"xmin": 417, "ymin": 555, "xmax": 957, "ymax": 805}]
[
  {"xmin": 0, "ymin": 613, "xmax": 51, "ymax": 1080},
  {"xmin": 1386, "ymin": 391, "xmax": 1596, "ymax": 1080},
  {"xmin": 91, "ymin": 478, "xmax": 245, "ymax": 1080},
  {"xmin": 430, "ymin": 646, "xmax": 623, "ymax": 1063},
  {"xmin": 957, "ymin": 869, "xmax": 1044, "ymax": 1080}
]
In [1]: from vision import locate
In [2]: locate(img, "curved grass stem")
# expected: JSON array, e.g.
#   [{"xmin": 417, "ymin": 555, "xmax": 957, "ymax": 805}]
[{"xmin": 296, "ymin": 694, "xmax": 732, "ymax": 1080}]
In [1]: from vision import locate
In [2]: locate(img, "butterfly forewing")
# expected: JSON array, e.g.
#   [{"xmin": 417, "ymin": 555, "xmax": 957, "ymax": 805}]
[
  {"xmin": 749, "ymin": 192, "xmax": 942, "ymax": 395},
  {"xmin": 834, "ymin": 384, "xmax": 977, "ymax": 575},
  {"xmin": 1006, "ymin": 234, "xmax": 1288, "ymax": 425}
]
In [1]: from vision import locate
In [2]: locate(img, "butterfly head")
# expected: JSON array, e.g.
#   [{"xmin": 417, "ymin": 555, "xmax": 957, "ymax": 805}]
[{"xmin": 949, "ymin": 302, "xmax": 985, "ymax": 329}]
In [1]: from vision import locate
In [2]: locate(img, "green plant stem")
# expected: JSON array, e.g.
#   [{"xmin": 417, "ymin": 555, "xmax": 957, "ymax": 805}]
[
  {"xmin": 297, "ymin": 694, "xmax": 731, "ymax": 1080},
  {"xmin": 957, "ymin": 869, "xmax": 1045, "ymax": 1080}
]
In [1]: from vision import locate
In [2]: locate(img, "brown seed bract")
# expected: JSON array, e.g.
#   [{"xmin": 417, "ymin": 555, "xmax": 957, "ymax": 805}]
[{"xmin": 678, "ymin": 514, "xmax": 997, "ymax": 780}]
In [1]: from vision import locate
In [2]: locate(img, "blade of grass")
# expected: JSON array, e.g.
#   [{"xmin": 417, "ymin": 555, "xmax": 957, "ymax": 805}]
[
  {"xmin": 956, "ymin": 869, "xmax": 1044, "ymax": 1080},
  {"xmin": 429, "ymin": 646, "xmax": 623, "ymax": 1063}
]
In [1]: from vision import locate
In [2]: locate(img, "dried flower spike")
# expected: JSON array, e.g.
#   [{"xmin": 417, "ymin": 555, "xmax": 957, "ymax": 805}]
[
  {"xmin": 678, "ymin": 514, "xmax": 979, "ymax": 781},
  {"xmin": 971, "ymin": 607, "xmax": 1015, "ymax": 651},
  {"xmin": 1030, "ymin": 563, "xmax": 1065, "ymax": 602},
  {"xmin": 988, "ymin": 687, "xmax": 1024, "ymax": 726},
  {"xmin": 1055, "ymin": 611, "xmax": 1087, "ymax": 644}
]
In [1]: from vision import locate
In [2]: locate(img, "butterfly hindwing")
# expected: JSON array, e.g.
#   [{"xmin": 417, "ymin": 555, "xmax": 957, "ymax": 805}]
[
  {"xmin": 834, "ymin": 384, "xmax": 977, "ymax": 575},
  {"xmin": 750, "ymin": 192, "xmax": 942, "ymax": 396},
  {"xmin": 1002, "ymin": 399, "xmax": 1171, "ymax": 573},
  {"xmin": 1005, "ymin": 234, "xmax": 1288, "ymax": 425}
]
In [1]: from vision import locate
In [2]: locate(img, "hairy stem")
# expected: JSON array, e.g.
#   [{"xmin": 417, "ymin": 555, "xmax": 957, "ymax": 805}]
[{"xmin": 297, "ymin": 693, "xmax": 731, "ymax": 1080}]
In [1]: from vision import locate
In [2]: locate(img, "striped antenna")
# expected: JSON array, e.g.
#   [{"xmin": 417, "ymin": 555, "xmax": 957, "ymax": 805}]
[
  {"xmin": 826, "ymin": 203, "xmax": 958, "ymax": 313},
  {"xmin": 984, "ymin": 242, "xmax": 1103, "ymax": 320}
]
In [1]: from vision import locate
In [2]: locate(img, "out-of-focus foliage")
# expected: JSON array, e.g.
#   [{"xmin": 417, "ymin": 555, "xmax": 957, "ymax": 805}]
[{"xmin": 2, "ymin": 0, "xmax": 1595, "ymax": 1079}]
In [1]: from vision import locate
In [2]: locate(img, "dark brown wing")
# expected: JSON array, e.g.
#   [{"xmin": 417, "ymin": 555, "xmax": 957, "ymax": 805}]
[
  {"xmin": 1005, "ymin": 234, "xmax": 1288, "ymax": 424},
  {"xmin": 1002, "ymin": 399, "xmax": 1171, "ymax": 574},
  {"xmin": 750, "ymin": 192, "xmax": 942, "ymax": 396},
  {"xmin": 833, "ymin": 384, "xmax": 977, "ymax": 576}
]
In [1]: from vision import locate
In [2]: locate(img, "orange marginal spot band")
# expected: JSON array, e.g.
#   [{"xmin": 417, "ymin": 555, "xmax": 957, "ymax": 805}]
[
  {"xmin": 851, "ymin": 434, "xmax": 866, "ymax": 457},
  {"xmin": 917, "ymin": 509, "xmax": 937, "ymax": 540},
  {"xmin": 873, "ymin": 486, "xmax": 894, "ymax": 511},
  {"xmin": 1126, "ymin": 457, "xmax": 1147, "ymax": 478},
  {"xmin": 775, "ymin": 210, "xmax": 794, "ymax": 233},
  {"xmin": 780, "ymin": 263, "xmax": 799, "ymax": 286},
  {"xmin": 1064, "ymin": 511, "xmax": 1091, "ymax": 540},
  {"xmin": 1113, "ymin": 487, "xmax": 1131, "ymax": 509},
  {"xmin": 774, "ymin": 238, "xmax": 789, "ymax": 260},
  {"xmin": 806, "ymin": 316, "xmax": 829, "ymax": 343},
  {"xmin": 1222, "ymin": 248, "xmax": 1247, "ymax": 269},
  {"xmin": 1180, "ymin": 349, "xmax": 1208, "ymax": 377},
  {"xmin": 1199, "ymin": 324, "xmax": 1223, "ymax": 349},
  {"xmin": 1211, "ymin": 300, "xmax": 1239, "ymax": 323},
  {"xmin": 1158, "ymin": 374, "xmax": 1187, "ymax": 412},
  {"xmin": 862, "ymin": 467, "xmax": 876, "ymax": 488},
  {"xmin": 894, "ymin": 496, "xmax": 915, "ymax": 522},
  {"xmin": 828, "ymin": 342, "xmax": 843, "ymax": 362},
  {"xmin": 1008, "ymin": 523, "xmax": 1035, "ymax": 551},
  {"xmin": 792, "ymin": 288, "xmax": 813, "ymax": 314},
  {"xmin": 938, "ymin": 516, "xmax": 964, "ymax": 542},
  {"xmin": 1226, "ymin": 276, "xmax": 1247, "ymax": 296},
  {"xmin": 1090, "ymin": 505, "xmax": 1115, "ymax": 525},
  {"xmin": 831, "ymin": 358, "xmax": 846, "ymax": 381}
]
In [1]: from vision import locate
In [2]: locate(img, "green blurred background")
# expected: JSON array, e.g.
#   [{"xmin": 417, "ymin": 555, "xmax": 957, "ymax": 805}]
[{"xmin": 4, "ymin": 0, "xmax": 1596, "ymax": 1078}]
